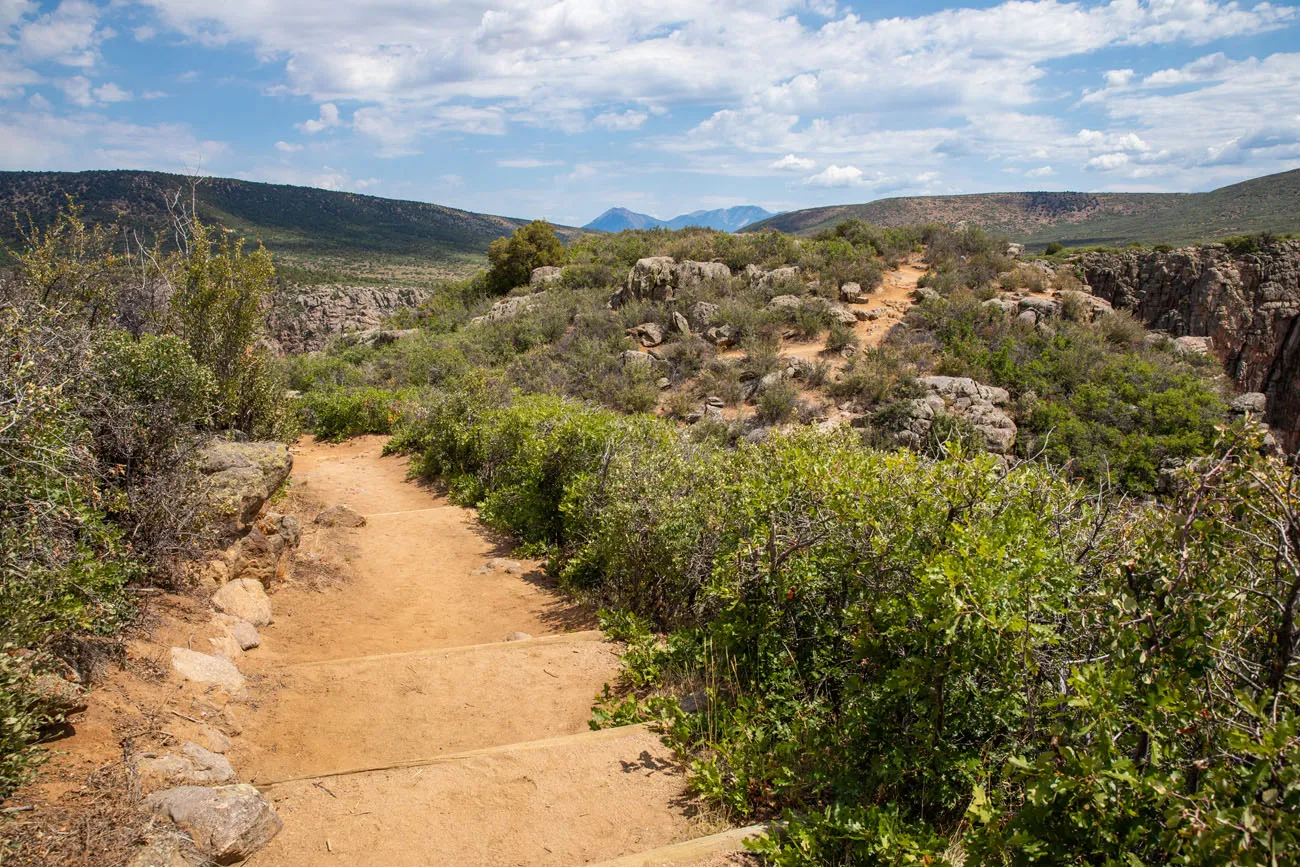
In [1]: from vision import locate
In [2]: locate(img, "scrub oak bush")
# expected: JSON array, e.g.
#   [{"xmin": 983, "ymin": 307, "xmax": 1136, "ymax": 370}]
[{"xmin": 389, "ymin": 379, "xmax": 1298, "ymax": 866}]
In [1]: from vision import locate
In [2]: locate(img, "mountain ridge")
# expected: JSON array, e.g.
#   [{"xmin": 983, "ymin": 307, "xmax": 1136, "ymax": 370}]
[
  {"xmin": 0, "ymin": 169, "xmax": 582, "ymax": 265},
  {"xmin": 584, "ymin": 204, "xmax": 775, "ymax": 233},
  {"xmin": 743, "ymin": 169, "xmax": 1300, "ymax": 247}
]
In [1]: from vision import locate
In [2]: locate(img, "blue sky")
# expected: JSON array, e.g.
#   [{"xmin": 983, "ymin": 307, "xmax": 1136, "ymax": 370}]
[{"xmin": 1, "ymin": 0, "xmax": 1298, "ymax": 226}]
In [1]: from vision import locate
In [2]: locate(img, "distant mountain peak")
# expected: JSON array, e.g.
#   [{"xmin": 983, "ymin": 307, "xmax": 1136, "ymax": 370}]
[{"xmin": 584, "ymin": 204, "xmax": 777, "ymax": 233}]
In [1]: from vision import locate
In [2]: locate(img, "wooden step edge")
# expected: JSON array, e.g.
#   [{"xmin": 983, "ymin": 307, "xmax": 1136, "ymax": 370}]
[
  {"xmin": 584, "ymin": 824, "xmax": 771, "ymax": 867},
  {"xmin": 254, "ymin": 722, "xmax": 653, "ymax": 789},
  {"xmin": 275, "ymin": 628, "xmax": 607, "ymax": 670}
]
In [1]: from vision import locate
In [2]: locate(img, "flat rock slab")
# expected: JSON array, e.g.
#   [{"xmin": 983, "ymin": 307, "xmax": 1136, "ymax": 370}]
[
  {"xmin": 171, "ymin": 647, "xmax": 246, "ymax": 699},
  {"xmin": 238, "ymin": 634, "xmax": 618, "ymax": 781},
  {"xmin": 147, "ymin": 784, "xmax": 281, "ymax": 865},
  {"xmin": 134, "ymin": 742, "xmax": 237, "ymax": 791},
  {"xmin": 257, "ymin": 726, "xmax": 694, "ymax": 867}
]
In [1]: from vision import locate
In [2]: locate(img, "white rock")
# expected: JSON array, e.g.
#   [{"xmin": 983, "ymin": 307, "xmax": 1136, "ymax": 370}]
[
  {"xmin": 170, "ymin": 648, "xmax": 246, "ymax": 699},
  {"xmin": 211, "ymin": 579, "xmax": 272, "ymax": 627},
  {"xmin": 146, "ymin": 784, "xmax": 281, "ymax": 864}
]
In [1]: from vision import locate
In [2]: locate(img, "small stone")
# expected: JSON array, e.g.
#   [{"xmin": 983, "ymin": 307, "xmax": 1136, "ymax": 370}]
[
  {"xmin": 211, "ymin": 579, "xmax": 272, "ymax": 627},
  {"xmin": 504, "ymin": 632, "xmax": 533, "ymax": 642},
  {"xmin": 313, "ymin": 504, "xmax": 367, "ymax": 528},
  {"xmin": 199, "ymin": 725, "xmax": 233, "ymax": 754},
  {"xmin": 656, "ymin": 377, "xmax": 671, "ymax": 390},
  {"xmin": 147, "ymin": 784, "xmax": 282, "ymax": 865},
  {"xmin": 170, "ymin": 648, "xmax": 246, "ymax": 699}
]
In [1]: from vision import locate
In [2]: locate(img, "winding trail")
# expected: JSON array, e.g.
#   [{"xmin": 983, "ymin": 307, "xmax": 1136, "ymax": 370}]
[{"xmin": 235, "ymin": 436, "xmax": 755, "ymax": 866}]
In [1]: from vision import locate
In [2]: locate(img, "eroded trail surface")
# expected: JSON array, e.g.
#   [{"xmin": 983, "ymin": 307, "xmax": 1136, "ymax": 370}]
[{"xmin": 240, "ymin": 436, "xmax": 750, "ymax": 866}]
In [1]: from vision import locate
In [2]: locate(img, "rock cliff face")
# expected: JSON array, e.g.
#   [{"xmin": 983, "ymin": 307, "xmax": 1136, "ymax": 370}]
[
  {"xmin": 266, "ymin": 284, "xmax": 432, "ymax": 354},
  {"xmin": 1081, "ymin": 241, "xmax": 1300, "ymax": 450}
]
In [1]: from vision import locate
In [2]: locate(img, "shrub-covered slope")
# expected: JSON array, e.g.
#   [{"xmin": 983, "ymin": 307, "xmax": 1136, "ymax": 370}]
[
  {"xmin": 0, "ymin": 169, "xmax": 581, "ymax": 264},
  {"xmin": 745, "ymin": 168, "xmax": 1300, "ymax": 247}
]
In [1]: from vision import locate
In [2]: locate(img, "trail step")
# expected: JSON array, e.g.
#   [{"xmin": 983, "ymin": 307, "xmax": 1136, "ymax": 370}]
[
  {"xmin": 276, "ymin": 628, "xmax": 606, "ymax": 670},
  {"xmin": 256, "ymin": 723, "xmax": 655, "ymax": 788},
  {"xmin": 585, "ymin": 824, "xmax": 769, "ymax": 867},
  {"xmin": 241, "ymin": 636, "xmax": 622, "ymax": 782},
  {"xmin": 255, "ymin": 723, "xmax": 700, "ymax": 867}
]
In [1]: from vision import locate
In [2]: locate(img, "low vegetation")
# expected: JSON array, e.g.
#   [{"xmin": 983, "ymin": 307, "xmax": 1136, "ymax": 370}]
[
  {"xmin": 7, "ymin": 200, "xmax": 1294, "ymax": 866},
  {"xmin": 0, "ymin": 205, "xmax": 294, "ymax": 797}
]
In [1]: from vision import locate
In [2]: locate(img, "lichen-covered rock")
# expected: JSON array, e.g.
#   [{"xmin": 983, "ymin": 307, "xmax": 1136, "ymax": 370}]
[
  {"xmin": 632, "ymin": 322, "xmax": 665, "ymax": 347},
  {"xmin": 1083, "ymin": 241, "xmax": 1300, "ymax": 450},
  {"xmin": 529, "ymin": 266, "xmax": 563, "ymax": 287},
  {"xmin": 1231, "ymin": 392, "xmax": 1267, "ymax": 414},
  {"xmin": 211, "ymin": 579, "xmax": 272, "ymax": 627},
  {"xmin": 671, "ymin": 311, "xmax": 691, "ymax": 335},
  {"xmin": 146, "ymin": 784, "xmax": 281, "ymax": 865},
  {"xmin": 195, "ymin": 441, "xmax": 293, "ymax": 533},
  {"xmin": 125, "ymin": 835, "xmax": 200, "ymax": 867},
  {"xmin": 839, "ymin": 282, "xmax": 863, "ymax": 302},
  {"xmin": 619, "ymin": 350, "xmax": 657, "ymax": 369},
  {"xmin": 892, "ymin": 377, "xmax": 1017, "ymax": 454},
  {"xmin": 767, "ymin": 294, "xmax": 803, "ymax": 313},
  {"xmin": 611, "ymin": 259, "xmax": 731, "ymax": 307},
  {"xmin": 471, "ymin": 292, "xmax": 545, "ymax": 325},
  {"xmin": 704, "ymin": 325, "xmax": 739, "ymax": 348},
  {"xmin": 690, "ymin": 302, "xmax": 720, "ymax": 330}
]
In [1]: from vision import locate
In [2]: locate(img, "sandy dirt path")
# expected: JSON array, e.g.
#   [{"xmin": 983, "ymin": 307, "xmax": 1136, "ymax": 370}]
[{"xmin": 243, "ymin": 436, "xmax": 747, "ymax": 866}]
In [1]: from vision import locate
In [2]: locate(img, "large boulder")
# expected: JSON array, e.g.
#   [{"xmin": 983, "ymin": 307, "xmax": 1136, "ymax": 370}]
[
  {"xmin": 529, "ymin": 266, "xmax": 563, "ymax": 288},
  {"xmin": 611, "ymin": 259, "xmax": 731, "ymax": 307},
  {"xmin": 471, "ymin": 292, "xmax": 545, "ymax": 325},
  {"xmin": 892, "ymin": 377, "xmax": 1018, "ymax": 455},
  {"xmin": 689, "ymin": 302, "xmax": 720, "ymax": 330},
  {"xmin": 265, "ymin": 284, "xmax": 433, "ymax": 354},
  {"xmin": 133, "ymin": 742, "xmax": 237, "ymax": 791},
  {"xmin": 170, "ymin": 648, "xmax": 246, "ymax": 699},
  {"xmin": 211, "ymin": 579, "xmax": 272, "ymax": 627},
  {"xmin": 196, "ymin": 441, "xmax": 293, "ymax": 533},
  {"xmin": 631, "ymin": 322, "xmax": 665, "ymax": 347},
  {"xmin": 146, "ymin": 785, "xmax": 281, "ymax": 865}
]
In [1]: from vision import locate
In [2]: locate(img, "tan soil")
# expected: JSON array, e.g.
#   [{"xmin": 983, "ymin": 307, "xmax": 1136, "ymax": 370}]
[
  {"xmin": 246, "ymin": 436, "xmax": 712, "ymax": 865},
  {"xmin": 9, "ymin": 434, "xmax": 729, "ymax": 866}
]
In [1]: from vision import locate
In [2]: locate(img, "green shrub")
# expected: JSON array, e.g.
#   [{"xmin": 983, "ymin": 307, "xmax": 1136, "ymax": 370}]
[
  {"xmin": 1045, "ymin": 241, "xmax": 1065, "ymax": 255},
  {"xmin": 485, "ymin": 221, "xmax": 567, "ymax": 294},
  {"xmin": 755, "ymin": 380, "xmax": 798, "ymax": 425},
  {"xmin": 301, "ymin": 387, "xmax": 419, "ymax": 441}
]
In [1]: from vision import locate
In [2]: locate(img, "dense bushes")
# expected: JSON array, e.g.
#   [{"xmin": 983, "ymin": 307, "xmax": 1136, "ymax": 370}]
[
  {"xmin": 299, "ymin": 386, "xmax": 421, "ymax": 441},
  {"xmin": 388, "ymin": 380, "xmax": 1298, "ymax": 865},
  {"xmin": 0, "ymin": 205, "xmax": 296, "ymax": 795},
  {"xmin": 911, "ymin": 292, "xmax": 1226, "ymax": 491}
]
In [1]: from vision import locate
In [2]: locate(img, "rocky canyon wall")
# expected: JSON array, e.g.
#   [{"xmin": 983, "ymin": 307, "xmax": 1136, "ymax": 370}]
[{"xmin": 1081, "ymin": 241, "xmax": 1300, "ymax": 450}]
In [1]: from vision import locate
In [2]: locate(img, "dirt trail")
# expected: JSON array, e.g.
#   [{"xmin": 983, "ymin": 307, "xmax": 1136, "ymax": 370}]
[{"xmin": 243, "ymin": 436, "xmax": 751, "ymax": 866}]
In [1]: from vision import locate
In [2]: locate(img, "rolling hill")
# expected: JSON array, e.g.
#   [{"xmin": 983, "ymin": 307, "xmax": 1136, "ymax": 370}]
[
  {"xmin": 0, "ymin": 170, "xmax": 581, "ymax": 266},
  {"xmin": 744, "ymin": 169, "xmax": 1300, "ymax": 247}
]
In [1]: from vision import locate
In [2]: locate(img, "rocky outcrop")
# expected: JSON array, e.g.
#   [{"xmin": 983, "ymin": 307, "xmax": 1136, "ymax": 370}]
[
  {"xmin": 195, "ymin": 441, "xmax": 293, "ymax": 534},
  {"xmin": 1082, "ymin": 241, "xmax": 1300, "ymax": 449},
  {"xmin": 610, "ymin": 258, "xmax": 731, "ymax": 307},
  {"xmin": 471, "ymin": 292, "xmax": 546, "ymax": 325},
  {"xmin": 889, "ymin": 376, "xmax": 1017, "ymax": 455},
  {"xmin": 529, "ymin": 266, "xmax": 563, "ymax": 288},
  {"xmin": 267, "ymin": 285, "xmax": 433, "ymax": 354}
]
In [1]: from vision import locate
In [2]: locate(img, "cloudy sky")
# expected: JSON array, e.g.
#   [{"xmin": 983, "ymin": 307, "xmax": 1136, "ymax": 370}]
[{"xmin": 1, "ymin": 0, "xmax": 1298, "ymax": 225}]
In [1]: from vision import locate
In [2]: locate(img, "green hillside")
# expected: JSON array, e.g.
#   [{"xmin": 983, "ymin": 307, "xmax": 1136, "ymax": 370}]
[
  {"xmin": 745, "ymin": 168, "xmax": 1300, "ymax": 247},
  {"xmin": 0, "ymin": 170, "xmax": 581, "ymax": 267}
]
